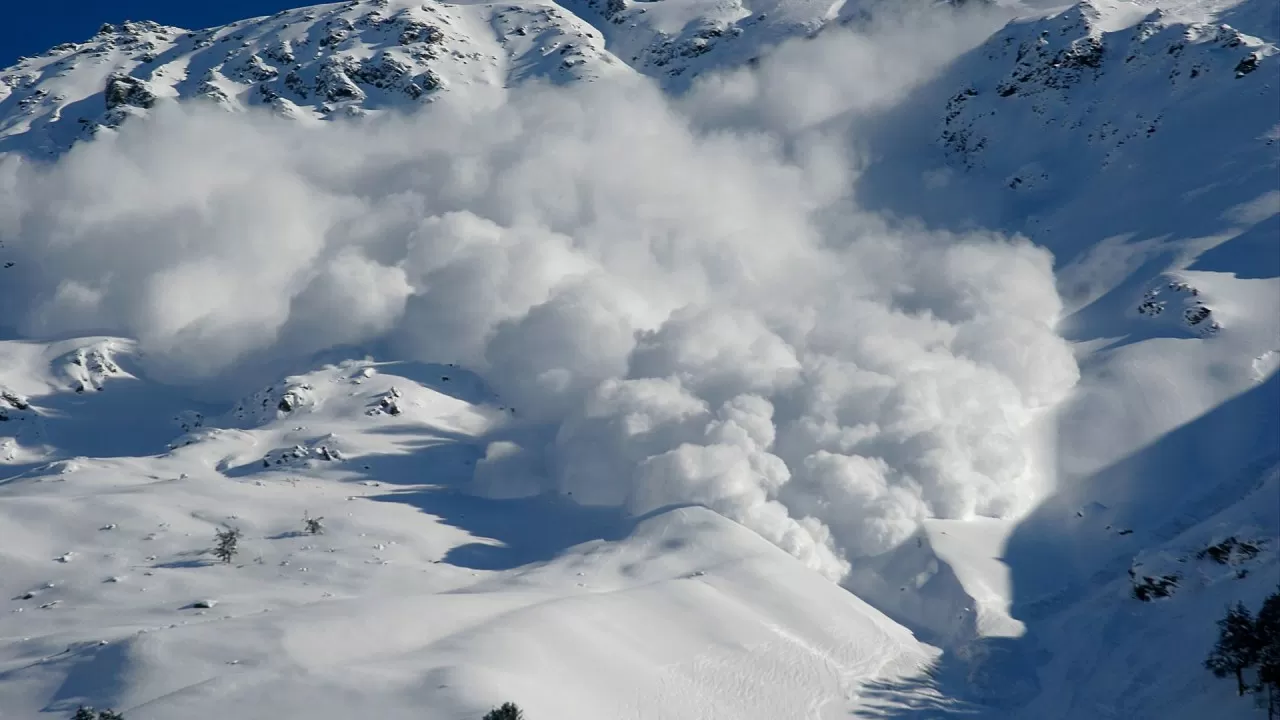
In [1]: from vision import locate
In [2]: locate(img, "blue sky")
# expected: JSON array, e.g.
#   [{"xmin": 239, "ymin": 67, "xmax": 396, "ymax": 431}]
[{"xmin": 2, "ymin": 1, "xmax": 305, "ymax": 68}]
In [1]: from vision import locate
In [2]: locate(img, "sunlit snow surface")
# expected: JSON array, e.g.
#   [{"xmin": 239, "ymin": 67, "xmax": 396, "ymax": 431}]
[{"xmin": 1, "ymin": 0, "xmax": 1277, "ymax": 718}]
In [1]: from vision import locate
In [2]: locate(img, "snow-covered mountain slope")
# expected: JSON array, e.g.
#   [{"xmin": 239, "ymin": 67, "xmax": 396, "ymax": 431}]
[
  {"xmin": 1, "ymin": 0, "xmax": 1277, "ymax": 718},
  {"xmin": 898, "ymin": 0, "xmax": 1279, "ymax": 491},
  {"xmin": 0, "ymin": 346, "xmax": 936, "ymax": 719},
  {"xmin": 0, "ymin": 0, "xmax": 630, "ymax": 156},
  {"xmin": 899, "ymin": 0, "xmax": 1280, "ymax": 569},
  {"xmin": 940, "ymin": 0, "xmax": 1276, "ymax": 173},
  {"xmin": 850, "ymin": 0, "xmax": 1279, "ymax": 715},
  {"xmin": 0, "ymin": 0, "xmax": 1011, "ymax": 156}
]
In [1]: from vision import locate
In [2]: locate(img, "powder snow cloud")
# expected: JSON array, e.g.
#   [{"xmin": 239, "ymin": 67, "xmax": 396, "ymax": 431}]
[{"xmin": 0, "ymin": 12, "xmax": 1078, "ymax": 579}]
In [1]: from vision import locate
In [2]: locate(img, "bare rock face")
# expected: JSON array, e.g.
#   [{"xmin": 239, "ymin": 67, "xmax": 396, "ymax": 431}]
[{"xmin": 104, "ymin": 74, "xmax": 157, "ymax": 110}]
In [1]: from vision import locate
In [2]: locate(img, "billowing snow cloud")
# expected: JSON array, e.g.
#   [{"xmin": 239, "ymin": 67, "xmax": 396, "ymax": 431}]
[{"xmin": 0, "ymin": 13, "xmax": 1077, "ymax": 579}]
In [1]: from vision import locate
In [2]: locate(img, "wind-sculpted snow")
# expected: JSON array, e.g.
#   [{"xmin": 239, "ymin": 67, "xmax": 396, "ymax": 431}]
[{"xmin": 0, "ymin": 16, "xmax": 1078, "ymax": 579}]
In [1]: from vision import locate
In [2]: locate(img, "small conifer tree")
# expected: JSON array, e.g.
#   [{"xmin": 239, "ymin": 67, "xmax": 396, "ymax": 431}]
[
  {"xmin": 482, "ymin": 701, "xmax": 524, "ymax": 720},
  {"xmin": 213, "ymin": 527, "xmax": 241, "ymax": 564},
  {"xmin": 1207, "ymin": 601, "xmax": 1264, "ymax": 696},
  {"xmin": 303, "ymin": 512, "xmax": 324, "ymax": 535},
  {"xmin": 1256, "ymin": 590, "xmax": 1280, "ymax": 718}
]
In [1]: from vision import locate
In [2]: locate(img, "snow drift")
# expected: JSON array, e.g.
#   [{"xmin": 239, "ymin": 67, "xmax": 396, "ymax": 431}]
[{"xmin": 0, "ymin": 18, "xmax": 1078, "ymax": 579}]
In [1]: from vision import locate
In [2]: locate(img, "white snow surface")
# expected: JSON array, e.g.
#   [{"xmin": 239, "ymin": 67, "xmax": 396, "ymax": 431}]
[
  {"xmin": 1, "ymin": 0, "xmax": 1277, "ymax": 718},
  {"xmin": 0, "ymin": 354, "xmax": 935, "ymax": 719}
]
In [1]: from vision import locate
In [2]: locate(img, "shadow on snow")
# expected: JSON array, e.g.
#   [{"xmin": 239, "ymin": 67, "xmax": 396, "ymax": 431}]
[{"xmin": 849, "ymin": 374, "xmax": 1280, "ymax": 718}]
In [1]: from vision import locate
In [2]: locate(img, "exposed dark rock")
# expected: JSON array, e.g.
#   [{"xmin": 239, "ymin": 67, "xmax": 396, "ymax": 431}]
[
  {"xmin": 104, "ymin": 74, "xmax": 156, "ymax": 110},
  {"xmin": 1235, "ymin": 52, "xmax": 1260, "ymax": 77}
]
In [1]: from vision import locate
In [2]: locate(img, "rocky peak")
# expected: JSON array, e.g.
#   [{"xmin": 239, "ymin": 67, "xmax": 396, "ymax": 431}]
[
  {"xmin": 940, "ymin": 0, "xmax": 1277, "ymax": 170},
  {"xmin": 0, "ymin": 0, "xmax": 623, "ymax": 156}
]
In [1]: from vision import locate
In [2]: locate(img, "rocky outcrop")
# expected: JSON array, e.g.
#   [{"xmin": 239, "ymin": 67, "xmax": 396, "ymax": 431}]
[
  {"xmin": 104, "ymin": 74, "xmax": 157, "ymax": 110},
  {"xmin": 0, "ymin": 0, "xmax": 616, "ymax": 155},
  {"xmin": 940, "ymin": 1, "xmax": 1277, "ymax": 170},
  {"xmin": 228, "ymin": 381, "xmax": 319, "ymax": 427},
  {"xmin": 1136, "ymin": 277, "xmax": 1222, "ymax": 337},
  {"xmin": 1129, "ymin": 534, "xmax": 1270, "ymax": 601}
]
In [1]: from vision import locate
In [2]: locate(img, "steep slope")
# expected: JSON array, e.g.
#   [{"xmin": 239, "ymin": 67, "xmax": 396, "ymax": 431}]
[
  {"xmin": 912, "ymin": 0, "xmax": 1280, "ymax": 476},
  {"xmin": 851, "ymin": 0, "xmax": 1279, "ymax": 716},
  {"xmin": 558, "ymin": 0, "xmax": 844, "ymax": 89},
  {"xmin": 555, "ymin": 0, "xmax": 1001, "ymax": 90},
  {"xmin": 0, "ymin": 0, "xmax": 1004, "ymax": 157},
  {"xmin": 0, "ymin": 0, "xmax": 629, "ymax": 156},
  {"xmin": 920, "ymin": 0, "xmax": 1278, "ymax": 568}
]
